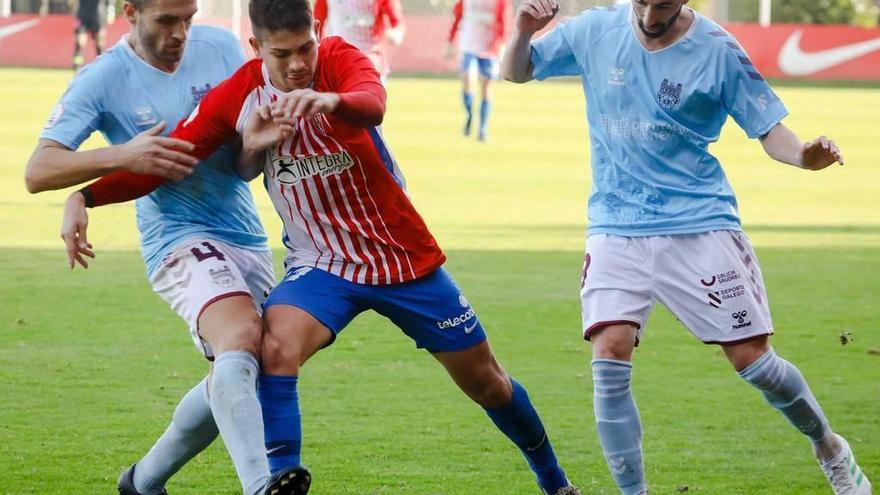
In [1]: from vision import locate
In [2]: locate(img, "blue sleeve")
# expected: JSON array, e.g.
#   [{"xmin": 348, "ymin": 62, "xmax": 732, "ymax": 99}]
[
  {"xmin": 529, "ymin": 17, "xmax": 583, "ymax": 80},
  {"xmin": 720, "ymin": 42, "xmax": 788, "ymax": 139},
  {"xmin": 39, "ymin": 64, "xmax": 105, "ymax": 150},
  {"xmin": 222, "ymin": 29, "xmax": 247, "ymax": 71},
  {"xmin": 198, "ymin": 25, "xmax": 247, "ymax": 73}
]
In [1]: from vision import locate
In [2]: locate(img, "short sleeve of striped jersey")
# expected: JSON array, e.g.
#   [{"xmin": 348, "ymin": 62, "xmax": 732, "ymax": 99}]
[
  {"xmin": 170, "ymin": 61, "xmax": 259, "ymax": 159},
  {"xmin": 719, "ymin": 38, "xmax": 788, "ymax": 139}
]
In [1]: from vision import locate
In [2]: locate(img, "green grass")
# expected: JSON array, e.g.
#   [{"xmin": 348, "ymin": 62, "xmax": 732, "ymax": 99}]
[{"xmin": 1, "ymin": 67, "xmax": 878, "ymax": 494}]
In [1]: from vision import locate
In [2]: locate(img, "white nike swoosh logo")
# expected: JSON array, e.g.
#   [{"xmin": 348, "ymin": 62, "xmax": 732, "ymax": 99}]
[
  {"xmin": 266, "ymin": 445, "xmax": 286, "ymax": 455},
  {"xmin": 0, "ymin": 19, "xmax": 40, "ymax": 41},
  {"xmin": 778, "ymin": 30, "xmax": 880, "ymax": 77},
  {"xmin": 464, "ymin": 320, "xmax": 478, "ymax": 334}
]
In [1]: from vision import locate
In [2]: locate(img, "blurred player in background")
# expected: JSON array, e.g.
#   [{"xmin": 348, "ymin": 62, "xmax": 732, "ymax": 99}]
[
  {"xmin": 26, "ymin": 0, "xmax": 309, "ymax": 493},
  {"xmin": 447, "ymin": 0, "xmax": 510, "ymax": 142},
  {"xmin": 73, "ymin": 1, "xmax": 582, "ymax": 493},
  {"xmin": 314, "ymin": 0, "xmax": 405, "ymax": 82},
  {"xmin": 503, "ymin": 1, "xmax": 872, "ymax": 494},
  {"xmin": 72, "ymin": 0, "xmax": 108, "ymax": 70}
]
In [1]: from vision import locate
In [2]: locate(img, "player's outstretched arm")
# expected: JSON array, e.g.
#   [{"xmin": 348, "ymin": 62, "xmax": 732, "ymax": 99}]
[
  {"xmin": 60, "ymin": 191, "xmax": 95, "ymax": 270},
  {"xmin": 502, "ymin": 0, "xmax": 558, "ymax": 83},
  {"xmin": 24, "ymin": 122, "xmax": 198, "ymax": 193},
  {"xmin": 78, "ymin": 72, "xmax": 247, "ymax": 207},
  {"xmin": 760, "ymin": 123, "xmax": 845, "ymax": 170}
]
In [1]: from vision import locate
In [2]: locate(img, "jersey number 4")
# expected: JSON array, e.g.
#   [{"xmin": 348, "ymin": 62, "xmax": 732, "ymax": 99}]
[{"xmin": 191, "ymin": 241, "xmax": 227, "ymax": 262}]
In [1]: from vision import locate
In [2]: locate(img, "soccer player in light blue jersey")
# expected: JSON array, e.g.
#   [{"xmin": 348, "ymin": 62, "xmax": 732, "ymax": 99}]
[
  {"xmin": 503, "ymin": 1, "xmax": 871, "ymax": 494},
  {"xmin": 24, "ymin": 1, "xmax": 307, "ymax": 494}
]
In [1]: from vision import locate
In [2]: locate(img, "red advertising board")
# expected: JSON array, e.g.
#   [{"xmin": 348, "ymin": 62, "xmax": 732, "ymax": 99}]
[
  {"xmin": 724, "ymin": 22, "xmax": 880, "ymax": 80},
  {"xmin": 1, "ymin": 13, "xmax": 879, "ymax": 81}
]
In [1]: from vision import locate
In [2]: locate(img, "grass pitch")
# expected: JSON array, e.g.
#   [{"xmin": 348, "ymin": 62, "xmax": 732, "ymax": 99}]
[{"xmin": 0, "ymin": 68, "xmax": 878, "ymax": 494}]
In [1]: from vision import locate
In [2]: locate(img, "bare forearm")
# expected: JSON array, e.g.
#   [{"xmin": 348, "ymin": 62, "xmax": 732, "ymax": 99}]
[
  {"xmin": 237, "ymin": 148, "xmax": 265, "ymax": 182},
  {"xmin": 760, "ymin": 123, "xmax": 803, "ymax": 168},
  {"xmin": 502, "ymin": 29, "xmax": 535, "ymax": 83},
  {"xmin": 25, "ymin": 141, "xmax": 121, "ymax": 193}
]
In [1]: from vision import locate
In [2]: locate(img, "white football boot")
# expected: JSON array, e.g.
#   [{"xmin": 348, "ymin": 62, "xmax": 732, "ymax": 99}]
[{"xmin": 820, "ymin": 435, "xmax": 872, "ymax": 495}]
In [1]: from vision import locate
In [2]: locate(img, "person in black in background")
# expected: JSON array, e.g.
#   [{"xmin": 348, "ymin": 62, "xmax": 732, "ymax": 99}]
[{"xmin": 73, "ymin": 0, "xmax": 108, "ymax": 70}]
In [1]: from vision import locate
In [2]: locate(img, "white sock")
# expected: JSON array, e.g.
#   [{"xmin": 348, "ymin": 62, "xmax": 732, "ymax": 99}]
[
  {"xmin": 211, "ymin": 351, "xmax": 270, "ymax": 495},
  {"xmin": 134, "ymin": 376, "xmax": 218, "ymax": 494}
]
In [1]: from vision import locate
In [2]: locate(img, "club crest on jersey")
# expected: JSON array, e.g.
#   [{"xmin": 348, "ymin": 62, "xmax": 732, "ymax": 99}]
[
  {"xmin": 657, "ymin": 79, "xmax": 683, "ymax": 110},
  {"xmin": 190, "ymin": 83, "xmax": 211, "ymax": 106},
  {"xmin": 271, "ymin": 151, "xmax": 355, "ymax": 185}
]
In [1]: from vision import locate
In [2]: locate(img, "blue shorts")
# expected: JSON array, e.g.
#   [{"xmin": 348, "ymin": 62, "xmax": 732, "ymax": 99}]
[
  {"xmin": 460, "ymin": 53, "xmax": 499, "ymax": 80},
  {"xmin": 264, "ymin": 266, "xmax": 487, "ymax": 353}
]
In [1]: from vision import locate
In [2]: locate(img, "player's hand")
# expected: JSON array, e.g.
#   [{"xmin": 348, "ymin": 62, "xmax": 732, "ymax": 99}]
[
  {"xmin": 798, "ymin": 136, "xmax": 844, "ymax": 170},
  {"xmin": 516, "ymin": 0, "xmax": 559, "ymax": 35},
  {"xmin": 270, "ymin": 89, "xmax": 341, "ymax": 122},
  {"xmin": 242, "ymin": 105, "xmax": 294, "ymax": 152},
  {"xmin": 117, "ymin": 122, "xmax": 198, "ymax": 181},
  {"xmin": 60, "ymin": 191, "xmax": 94, "ymax": 270}
]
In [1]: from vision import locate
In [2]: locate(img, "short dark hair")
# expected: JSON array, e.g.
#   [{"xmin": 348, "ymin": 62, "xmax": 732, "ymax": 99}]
[
  {"xmin": 249, "ymin": 0, "xmax": 313, "ymax": 38},
  {"xmin": 126, "ymin": 0, "xmax": 152, "ymax": 10}
]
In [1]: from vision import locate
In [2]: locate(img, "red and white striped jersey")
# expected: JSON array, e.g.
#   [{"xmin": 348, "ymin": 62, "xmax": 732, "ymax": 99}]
[
  {"xmin": 448, "ymin": 0, "xmax": 510, "ymax": 59},
  {"xmin": 172, "ymin": 37, "xmax": 445, "ymax": 285},
  {"xmin": 314, "ymin": 0, "xmax": 404, "ymax": 76}
]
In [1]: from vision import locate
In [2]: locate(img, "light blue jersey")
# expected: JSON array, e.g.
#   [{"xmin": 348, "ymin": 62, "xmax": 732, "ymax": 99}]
[
  {"xmin": 41, "ymin": 25, "xmax": 268, "ymax": 275},
  {"xmin": 530, "ymin": 6, "xmax": 788, "ymax": 236}
]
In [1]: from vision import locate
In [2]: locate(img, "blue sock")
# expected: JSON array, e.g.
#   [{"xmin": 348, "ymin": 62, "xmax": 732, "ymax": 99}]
[
  {"xmin": 258, "ymin": 375, "xmax": 302, "ymax": 474},
  {"xmin": 738, "ymin": 348, "xmax": 830, "ymax": 442},
  {"xmin": 462, "ymin": 91, "xmax": 474, "ymax": 134},
  {"xmin": 592, "ymin": 359, "xmax": 646, "ymax": 495},
  {"xmin": 479, "ymin": 99, "xmax": 492, "ymax": 138},
  {"xmin": 485, "ymin": 379, "xmax": 567, "ymax": 494}
]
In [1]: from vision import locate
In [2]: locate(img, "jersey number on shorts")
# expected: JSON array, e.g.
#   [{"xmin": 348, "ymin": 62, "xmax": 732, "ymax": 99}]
[{"xmin": 191, "ymin": 241, "xmax": 227, "ymax": 262}]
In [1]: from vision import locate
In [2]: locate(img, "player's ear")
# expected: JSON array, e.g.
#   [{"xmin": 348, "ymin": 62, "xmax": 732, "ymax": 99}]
[
  {"xmin": 313, "ymin": 20, "xmax": 322, "ymax": 41},
  {"xmin": 122, "ymin": 1, "xmax": 138, "ymax": 24},
  {"xmin": 248, "ymin": 37, "xmax": 262, "ymax": 59}
]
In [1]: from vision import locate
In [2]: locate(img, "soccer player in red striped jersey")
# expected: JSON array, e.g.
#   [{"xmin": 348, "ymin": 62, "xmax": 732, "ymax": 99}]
[
  {"xmin": 73, "ymin": 0, "xmax": 581, "ymax": 493},
  {"xmin": 447, "ymin": 0, "xmax": 510, "ymax": 141},
  {"xmin": 313, "ymin": 0, "xmax": 405, "ymax": 81}
]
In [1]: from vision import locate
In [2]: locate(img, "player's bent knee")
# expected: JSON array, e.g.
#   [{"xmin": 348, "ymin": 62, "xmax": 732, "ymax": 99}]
[
  {"xmin": 476, "ymin": 369, "xmax": 513, "ymax": 408},
  {"xmin": 261, "ymin": 329, "xmax": 304, "ymax": 374},
  {"xmin": 262, "ymin": 305, "xmax": 332, "ymax": 374},
  {"xmin": 591, "ymin": 323, "xmax": 638, "ymax": 361},
  {"xmin": 462, "ymin": 358, "xmax": 512, "ymax": 407},
  {"xmin": 198, "ymin": 295, "xmax": 264, "ymax": 356},
  {"xmin": 209, "ymin": 315, "xmax": 263, "ymax": 357},
  {"xmin": 722, "ymin": 335, "xmax": 771, "ymax": 372}
]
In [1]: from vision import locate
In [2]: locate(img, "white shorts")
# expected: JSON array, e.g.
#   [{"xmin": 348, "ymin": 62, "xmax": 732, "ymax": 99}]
[
  {"xmin": 149, "ymin": 238, "xmax": 275, "ymax": 359},
  {"xmin": 580, "ymin": 231, "xmax": 773, "ymax": 345}
]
